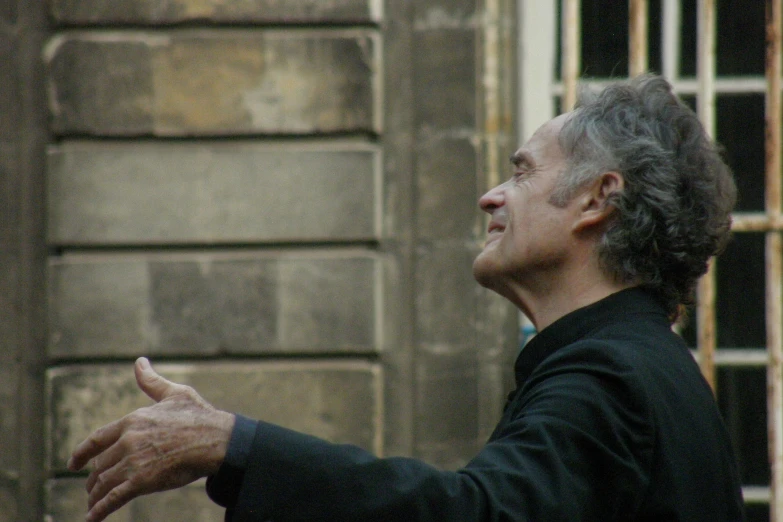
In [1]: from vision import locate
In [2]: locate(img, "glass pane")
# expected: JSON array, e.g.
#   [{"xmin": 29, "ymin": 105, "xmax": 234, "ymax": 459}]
[
  {"xmin": 580, "ymin": 0, "xmax": 629, "ymax": 77},
  {"xmin": 716, "ymin": 233, "xmax": 766, "ymax": 348},
  {"xmin": 679, "ymin": 0, "xmax": 765, "ymax": 77},
  {"xmin": 679, "ymin": 0, "xmax": 696, "ymax": 77},
  {"xmin": 579, "ymin": 0, "xmax": 664, "ymax": 76},
  {"xmin": 648, "ymin": 0, "xmax": 663, "ymax": 75},
  {"xmin": 716, "ymin": 0, "xmax": 765, "ymax": 76},
  {"xmin": 717, "ymin": 367, "xmax": 769, "ymax": 486},
  {"xmin": 680, "ymin": 233, "xmax": 765, "ymax": 349},
  {"xmin": 716, "ymin": 95, "xmax": 766, "ymax": 213},
  {"xmin": 744, "ymin": 503, "xmax": 771, "ymax": 522},
  {"xmin": 745, "ymin": 504, "xmax": 769, "ymax": 522}
]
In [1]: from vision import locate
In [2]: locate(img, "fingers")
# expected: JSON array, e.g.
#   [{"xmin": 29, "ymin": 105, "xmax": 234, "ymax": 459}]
[
  {"xmin": 85, "ymin": 479, "xmax": 137, "ymax": 522},
  {"xmin": 85, "ymin": 439, "xmax": 125, "ymax": 493},
  {"xmin": 67, "ymin": 420, "xmax": 123, "ymax": 472},
  {"xmin": 134, "ymin": 357, "xmax": 187, "ymax": 403},
  {"xmin": 86, "ymin": 458, "xmax": 126, "ymax": 511}
]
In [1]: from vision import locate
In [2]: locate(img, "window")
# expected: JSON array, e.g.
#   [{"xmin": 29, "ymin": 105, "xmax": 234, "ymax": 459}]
[{"xmin": 517, "ymin": 1, "xmax": 783, "ymax": 520}]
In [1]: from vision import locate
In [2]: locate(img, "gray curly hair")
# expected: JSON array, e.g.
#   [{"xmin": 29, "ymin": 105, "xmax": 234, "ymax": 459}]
[{"xmin": 552, "ymin": 75, "xmax": 736, "ymax": 319}]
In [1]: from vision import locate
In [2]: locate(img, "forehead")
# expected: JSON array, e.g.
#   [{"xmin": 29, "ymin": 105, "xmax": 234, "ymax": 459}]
[{"xmin": 516, "ymin": 113, "xmax": 570, "ymax": 162}]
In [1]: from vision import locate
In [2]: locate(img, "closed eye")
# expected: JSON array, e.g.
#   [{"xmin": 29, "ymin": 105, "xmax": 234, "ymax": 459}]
[
  {"xmin": 510, "ymin": 151, "xmax": 536, "ymax": 176},
  {"xmin": 512, "ymin": 165, "xmax": 536, "ymax": 180}
]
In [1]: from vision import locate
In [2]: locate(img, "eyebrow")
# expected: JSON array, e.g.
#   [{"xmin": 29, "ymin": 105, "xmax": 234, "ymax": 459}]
[{"xmin": 509, "ymin": 151, "xmax": 535, "ymax": 168}]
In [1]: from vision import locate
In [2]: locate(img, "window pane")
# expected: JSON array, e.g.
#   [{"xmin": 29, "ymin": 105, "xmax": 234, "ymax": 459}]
[
  {"xmin": 717, "ymin": 367, "xmax": 769, "ymax": 486},
  {"xmin": 648, "ymin": 0, "xmax": 663, "ymax": 75},
  {"xmin": 716, "ymin": 233, "xmax": 766, "ymax": 348},
  {"xmin": 716, "ymin": 94, "xmax": 766, "ymax": 213},
  {"xmin": 679, "ymin": 0, "xmax": 696, "ymax": 77},
  {"xmin": 716, "ymin": 0, "xmax": 765, "ymax": 76},
  {"xmin": 744, "ymin": 504, "xmax": 771, "ymax": 522},
  {"xmin": 580, "ymin": 0, "xmax": 628, "ymax": 77},
  {"xmin": 580, "ymin": 0, "xmax": 664, "ymax": 76},
  {"xmin": 679, "ymin": 0, "xmax": 765, "ymax": 77}
]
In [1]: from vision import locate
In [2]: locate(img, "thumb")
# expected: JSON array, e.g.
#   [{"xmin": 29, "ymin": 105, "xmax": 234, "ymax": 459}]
[{"xmin": 135, "ymin": 357, "xmax": 178, "ymax": 402}]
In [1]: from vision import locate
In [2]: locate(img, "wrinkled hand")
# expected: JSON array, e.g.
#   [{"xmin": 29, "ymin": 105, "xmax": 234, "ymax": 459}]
[{"xmin": 67, "ymin": 357, "xmax": 236, "ymax": 522}]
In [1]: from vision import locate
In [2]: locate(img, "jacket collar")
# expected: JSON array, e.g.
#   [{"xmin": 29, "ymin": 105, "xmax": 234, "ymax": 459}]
[{"xmin": 513, "ymin": 287, "xmax": 670, "ymax": 388}]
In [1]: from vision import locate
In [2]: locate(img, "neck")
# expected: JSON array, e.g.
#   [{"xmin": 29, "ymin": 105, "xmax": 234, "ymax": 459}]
[{"xmin": 503, "ymin": 258, "xmax": 635, "ymax": 331}]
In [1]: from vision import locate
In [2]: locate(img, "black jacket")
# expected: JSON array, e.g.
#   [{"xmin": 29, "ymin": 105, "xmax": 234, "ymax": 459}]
[{"xmin": 207, "ymin": 287, "xmax": 745, "ymax": 521}]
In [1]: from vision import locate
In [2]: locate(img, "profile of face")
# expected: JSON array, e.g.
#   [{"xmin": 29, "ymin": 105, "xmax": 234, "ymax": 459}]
[{"xmin": 472, "ymin": 113, "xmax": 583, "ymax": 299}]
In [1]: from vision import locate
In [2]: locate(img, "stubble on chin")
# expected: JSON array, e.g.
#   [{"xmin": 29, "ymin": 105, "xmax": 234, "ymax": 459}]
[{"xmin": 472, "ymin": 248, "xmax": 500, "ymax": 289}]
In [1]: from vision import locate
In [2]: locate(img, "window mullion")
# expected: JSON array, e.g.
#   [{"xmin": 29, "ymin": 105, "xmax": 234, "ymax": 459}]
[
  {"xmin": 765, "ymin": 1, "xmax": 783, "ymax": 520},
  {"xmin": 662, "ymin": 0, "xmax": 682, "ymax": 81},
  {"xmin": 695, "ymin": 0, "xmax": 718, "ymax": 390}
]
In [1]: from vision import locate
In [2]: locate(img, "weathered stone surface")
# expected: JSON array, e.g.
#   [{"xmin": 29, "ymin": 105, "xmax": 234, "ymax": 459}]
[
  {"xmin": 46, "ymin": 37, "xmax": 155, "ymax": 135},
  {"xmin": 48, "ymin": 252, "xmax": 383, "ymax": 358},
  {"xmin": 414, "ymin": 349, "xmax": 479, "ymax": 470},
  {"xmin": 0, "ymin": 34, "xmax": 23, "ymax": 482},
  {"xmin": 47, "ymin": 361, "xmax": 382, "ymax": 471},
  {"xmin": 0, "ymin": 363, "xmax": 19, "ymax": 473},
  {"xmin": 46, "ymin": 477, "xmax": 221, "ymax": 522},
  {"xmin": 414, "ymin": 0, "xmax": 477, "ymax": 30},
  {"xmin": 415, "ymin": 243, "xmax": 477, "ymax": 346},
  {"xmin": 0, "ymin": 0, "xmax": 15, "ymax": 24},
  {"xmin": 416, "ymin": 136, "xmax": 478, "ymax": 239},
  {"xmin": 45, "ymin": 31, "xmax": 379, "ymax": 136},
  {"xmin": 413, "ymin": 30, "xmax": 476, "ymax": 130},
  {"xmin": 0, "ymin": 482, "xmax": 18, "ymax": 522},
  {"xmin": 0, "ymin": 143, "xmax": 20, "ymax": 360},
  {"xmin": 0, "ymin": 36, "xmax": 18, "ymax": 140},
  {"xmin": 50, "ymin": 0, "xmax": 380, "ymax": 24},
  {"xmin": 47, "ymin": 142, "xmax": 380, "ymax": 244}
]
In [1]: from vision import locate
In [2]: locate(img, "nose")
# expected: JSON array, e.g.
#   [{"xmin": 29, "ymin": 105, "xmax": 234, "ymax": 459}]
[{"xmin": 479, "ymin": 182, "xmax": 506, "ymax": 214}]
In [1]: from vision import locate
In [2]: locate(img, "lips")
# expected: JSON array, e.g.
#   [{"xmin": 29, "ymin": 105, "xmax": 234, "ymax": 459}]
[
  {"xmin": 484, "ymin": 220, "xmax": 505, "ymax": 247},
  {"xmin": 487, "ymin": 207, "xmax": 507, "ymax": 234},
  {"xmin": 488, "ymin": 221, "xmax": 505, "ymax": 234}
]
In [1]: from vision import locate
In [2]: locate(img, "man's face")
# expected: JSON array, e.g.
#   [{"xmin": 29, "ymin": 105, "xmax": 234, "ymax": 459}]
[{"xmin": 473, "ymin": 114, "xmax": 579, "ymax": 296}]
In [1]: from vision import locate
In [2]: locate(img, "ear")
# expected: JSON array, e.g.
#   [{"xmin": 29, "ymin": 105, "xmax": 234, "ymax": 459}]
[{"xmin": 571, "ymin": 171, "xmax": 624, "ymax": 233}]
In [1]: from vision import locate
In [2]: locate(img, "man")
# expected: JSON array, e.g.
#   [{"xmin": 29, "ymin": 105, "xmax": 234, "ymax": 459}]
[{"xmin": 69, "ymin": 75, "xmax": 745, "ymax": 521}]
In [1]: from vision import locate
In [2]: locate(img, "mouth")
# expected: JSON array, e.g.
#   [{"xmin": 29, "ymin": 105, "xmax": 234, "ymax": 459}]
[
  {"xmin": 484, "ymin": 223, "xmax": 505, "ymax": 246},
  {"xmin": 488, "ymin": 223, "xmax": 504, "ymax": 234}
]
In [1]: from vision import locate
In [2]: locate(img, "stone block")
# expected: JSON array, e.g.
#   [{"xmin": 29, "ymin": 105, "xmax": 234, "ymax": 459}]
[
  {"xmin": 0, "ymin": 481, "xmax": 18, "ymax": 522},
  {"xmin": 0, "ymin": 36, "xmax": 18, "ymax": 140},
  {"xmin": 414, "ymin": 349, "xmax": 479, "ymax": 469},
  {"xmin": 0, "ymin": 0, "xmax": 14, "ymax": 24},
  {"xmin": 50, "ymin": 0, "xmax": 380, "ymax": 25},
  {"xmin": 47, "ymin": 361, "xmax": 382, "ymax": 472},
  {"xmin": 47, "ymin": 141, "xmax": 380, "ymax": 245},
  {"xmin": 45, "ymin": 31, "xmax": 379, "ymax": 136},
  {"xmin": 415, "ymin": 243, "xmax": 477, "ymax": 345},
  {"xmin": 413, "ymin": 0, "xmax": 477, "ymax": 31},
  {"xmin": 0, "ymin": 363, "xmax": 18, "ymax": 472},
  {"xmin": 413, "ymin": 29, "xmax": 476, "ymax": 130},
  {"xmin": 48, "ymin": 252, "xmax": 384, "ymax": 358},
  {"xmin": 46, "ymin": 477, "xmax": 221, "ymax": 522},
  {"xmin": 0, "ymin": 143, "xmax": 20, "ymax": 365},
  {"xmin": 416, "ymin": 136, "xmax": 478, "ymax": 239},
  {"xmin": 45, "ymin": 37, "xmax": 155, "ymax": 135}
]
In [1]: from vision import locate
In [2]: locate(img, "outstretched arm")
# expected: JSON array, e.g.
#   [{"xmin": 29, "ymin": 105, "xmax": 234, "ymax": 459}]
[{"xmin": 68, "ymin": 357, "xmax": 236, "ymax": 522}]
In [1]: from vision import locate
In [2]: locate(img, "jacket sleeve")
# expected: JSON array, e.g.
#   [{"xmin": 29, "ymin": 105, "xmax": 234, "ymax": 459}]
[{"xmin": 207, "ymin": 343, "xmax": 654, "ymax": 522}]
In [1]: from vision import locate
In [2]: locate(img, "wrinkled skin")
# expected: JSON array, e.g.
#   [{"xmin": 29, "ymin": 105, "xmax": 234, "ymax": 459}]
[{"xmin": 68, "ymin": 358, "xmax": 235, "ymax": 522}]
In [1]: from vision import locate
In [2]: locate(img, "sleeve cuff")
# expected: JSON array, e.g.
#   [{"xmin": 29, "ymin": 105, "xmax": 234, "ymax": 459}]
[{"xmin": 206, "ymin": 414, "xmax": 258, "ymax": 509}]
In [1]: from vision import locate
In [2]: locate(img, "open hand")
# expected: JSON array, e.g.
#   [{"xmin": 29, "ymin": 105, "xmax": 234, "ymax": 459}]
[{"xmin": 67, "ymin": 357, "xmax": 236, "ymax": 522}]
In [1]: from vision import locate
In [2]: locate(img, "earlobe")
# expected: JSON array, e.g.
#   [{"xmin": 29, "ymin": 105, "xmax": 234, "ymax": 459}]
[{"xmin": 572, "ymin": 172, "xmax": 624, "ymax": 233}]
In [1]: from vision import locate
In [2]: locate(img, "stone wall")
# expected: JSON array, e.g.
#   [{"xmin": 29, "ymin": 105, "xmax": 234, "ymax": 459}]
[
  {"xmin": 0, "ymin": 1, "xmax": 48, "ymax": 520},
  {"xmin": 6, "ymin": 1, "xmax": 519, "ymax": 520}
]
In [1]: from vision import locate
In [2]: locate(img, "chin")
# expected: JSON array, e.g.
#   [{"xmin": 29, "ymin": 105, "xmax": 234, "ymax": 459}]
[{"xmin": 472, "ymin": 252, "xmax": 500, "ymax": 289}]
